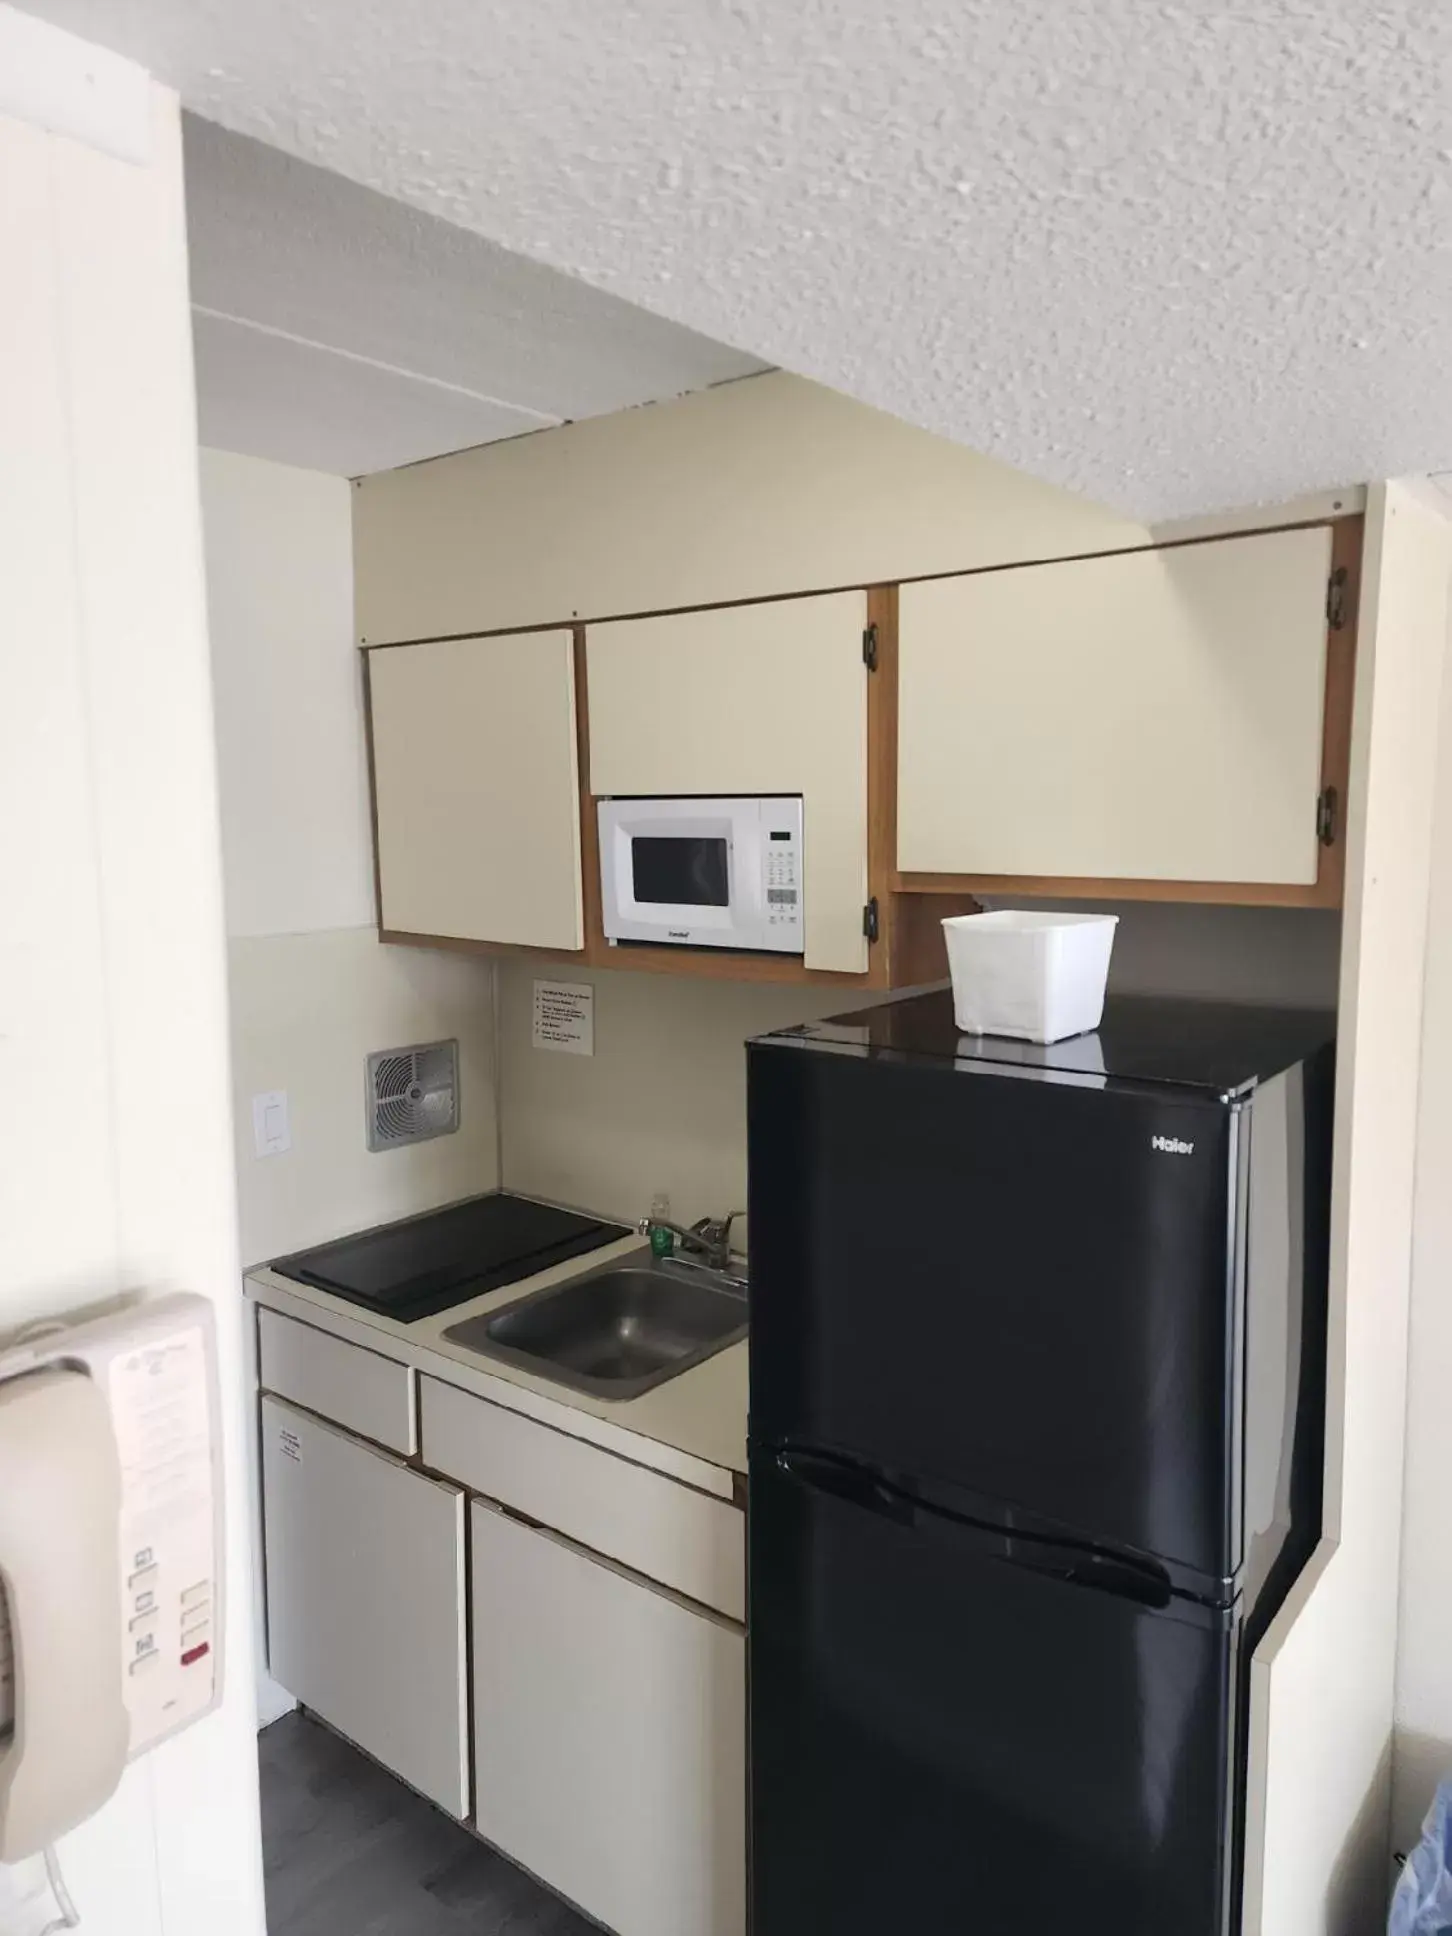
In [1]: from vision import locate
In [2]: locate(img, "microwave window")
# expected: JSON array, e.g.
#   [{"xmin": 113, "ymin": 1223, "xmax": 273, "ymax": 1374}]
[{"xmin": 631, "ymin": 836, "xmax": 730, "ymax": 907}]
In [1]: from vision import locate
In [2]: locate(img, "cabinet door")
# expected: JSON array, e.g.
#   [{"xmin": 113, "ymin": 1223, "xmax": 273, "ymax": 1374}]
[
  {"xmin": 261, "ymin": 1396, "xmax": 468, "ymax": 1816},
  {"xmin": 368, "ymin": 629, "xmax": 583, "ymax": 947},
  {"xmin": 587, "ymin": 594, "xmax": 868, "ymax": 972},
  {"xmin": 898, "ymin": 526, "xmax": 1334, "ymax": 886},
  {"xmin": 471, "ymin": 1500, "xmax": 745, "ymax": 1936}
]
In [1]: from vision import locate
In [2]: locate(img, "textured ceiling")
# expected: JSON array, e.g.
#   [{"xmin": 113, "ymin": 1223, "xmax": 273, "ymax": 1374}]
[
  {"xmin": 22, "ymin": 0, "xmax": 1452, "ymax": 514},
  {"xmin": 183, "ymin": 117, "xmax": 764, "ymax": 474}
]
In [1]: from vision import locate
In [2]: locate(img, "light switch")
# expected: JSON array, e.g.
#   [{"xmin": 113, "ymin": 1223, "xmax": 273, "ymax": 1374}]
[{"xmin": 252, "ymin": 1090, "xmax": 291, "ymax": 1158}]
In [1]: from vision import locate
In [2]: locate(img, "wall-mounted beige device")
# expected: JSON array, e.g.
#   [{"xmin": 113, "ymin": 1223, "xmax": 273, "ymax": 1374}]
[{"xmin": 0, "ymin": 1293, "xmax": 223, "ymax": 1862}]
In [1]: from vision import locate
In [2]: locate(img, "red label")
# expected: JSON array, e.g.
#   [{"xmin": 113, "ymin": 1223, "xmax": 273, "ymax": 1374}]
[{"xmin": 180, "ymin": 1642, "xmax": 211, "ymax": 1667}]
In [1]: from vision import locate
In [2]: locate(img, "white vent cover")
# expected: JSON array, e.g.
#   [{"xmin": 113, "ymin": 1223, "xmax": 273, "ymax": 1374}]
[{"xmin": 366, "ymin": 1039, "xmax": 459, "ymax": 1152}]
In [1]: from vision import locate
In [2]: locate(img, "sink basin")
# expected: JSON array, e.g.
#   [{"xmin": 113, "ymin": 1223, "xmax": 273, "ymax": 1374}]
[{"xmin": 443, "ymin": 1249, "xmax": 748, "ymax": 1400}]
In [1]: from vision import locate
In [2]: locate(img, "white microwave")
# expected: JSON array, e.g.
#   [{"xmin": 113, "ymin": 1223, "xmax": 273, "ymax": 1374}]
[{"xmin": 598, "ymin": 796, "xmax": 804, "ymax": 954}]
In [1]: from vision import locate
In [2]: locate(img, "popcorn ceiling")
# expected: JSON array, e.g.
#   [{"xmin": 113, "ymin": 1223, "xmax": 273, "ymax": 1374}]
[{"xmin": 28, "ymin": 0, "xmax": 1452, "ymax": 515}]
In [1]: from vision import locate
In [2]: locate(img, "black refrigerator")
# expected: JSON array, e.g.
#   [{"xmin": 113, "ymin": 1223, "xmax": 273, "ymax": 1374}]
[{"xmin": 746, "ymin": 991, "xmax": 1334, "ymax": 1936}]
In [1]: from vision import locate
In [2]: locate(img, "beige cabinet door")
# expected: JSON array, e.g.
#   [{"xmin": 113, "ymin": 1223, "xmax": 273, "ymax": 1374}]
[
  {"xmin": 587, "ymin": 593, "xmax": 868, "ymax": 972},
  {"xmin": 261, "ymin": 1396, "xmax": 469, "ymax": 1817},
  {"xmin": 368, "ymin": 629, "xmax": 583, "ymax": 946},
  {"xmin": 471, "ymin": 1499, "xmax": 746, "ymax": 1936},
  {"xmin": 898, "ymin": 526, "xmax": 1334, "ymax": 885}
]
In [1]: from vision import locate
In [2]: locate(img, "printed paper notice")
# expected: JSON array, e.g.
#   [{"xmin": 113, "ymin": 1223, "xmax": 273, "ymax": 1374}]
[{"xmin": 533, "ymin": 980, "xmax": 594, "ymax": 1056}]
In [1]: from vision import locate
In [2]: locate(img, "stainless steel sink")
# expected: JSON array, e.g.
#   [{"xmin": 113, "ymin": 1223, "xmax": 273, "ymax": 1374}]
[{"xmin": 443, "ymin": 1249, "xmax": 748, "ymax": 1400}]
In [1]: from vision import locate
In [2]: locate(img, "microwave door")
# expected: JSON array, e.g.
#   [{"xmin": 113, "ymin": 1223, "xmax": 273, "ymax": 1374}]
[
  {"xmin": 632, "ymin": 830, "xmax": 732, "ymax": 914},
  {"xmin": 601, "ymin": 808, "xmax": 744, "ymax": 947},
  {"xmin": 597, "ymin": 796, "xmax": 800, "ymax": 953}
]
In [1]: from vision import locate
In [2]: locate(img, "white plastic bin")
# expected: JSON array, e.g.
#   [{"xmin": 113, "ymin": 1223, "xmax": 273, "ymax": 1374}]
[{"xmin": 941, "ymin": 910, "xmax": 1119, "ymax": 1044}]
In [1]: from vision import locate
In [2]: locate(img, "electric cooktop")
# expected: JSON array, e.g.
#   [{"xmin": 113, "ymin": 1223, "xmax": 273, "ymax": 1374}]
[{"xmin": 272, "ymin": 1192, "xmax": 631, "ymax": 1325}]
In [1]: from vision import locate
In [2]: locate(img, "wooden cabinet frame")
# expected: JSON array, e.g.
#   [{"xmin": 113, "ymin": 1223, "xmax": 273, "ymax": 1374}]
[{"xmin": 362, "ymin": 517, "xmax": 1358, "ymax": 988}]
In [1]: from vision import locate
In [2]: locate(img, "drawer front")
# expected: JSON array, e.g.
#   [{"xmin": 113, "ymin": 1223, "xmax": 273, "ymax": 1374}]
[
  {"xmin": 421, "ymin": 1376, "xmax": 744, "ymax": 1621},
  {"xmin": 258, "ymin": 1306, "xmax": 416, "ymax": 1455}
]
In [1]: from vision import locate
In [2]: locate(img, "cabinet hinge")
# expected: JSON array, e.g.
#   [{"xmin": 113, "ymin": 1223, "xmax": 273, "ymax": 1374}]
[
  {"xmin": 1317, "ymin": 785, "xmax": 1338, "ymax": 846},
  {"xmin": 1326, "ymin": 566, "xmax": 1348, "ymax": 631},
  {"xmin": 862, "ymin": 622, "xmax": 879, "ymax": 671},
  {"xmin": 863, "ymin": 898, "xmax": 880, "ymax": 944}
]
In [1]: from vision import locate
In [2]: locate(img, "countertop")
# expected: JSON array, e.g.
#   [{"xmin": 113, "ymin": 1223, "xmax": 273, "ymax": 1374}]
[{"xmin": 245, "ymin": 1229, "xmax": 748, "ymax": 1498}]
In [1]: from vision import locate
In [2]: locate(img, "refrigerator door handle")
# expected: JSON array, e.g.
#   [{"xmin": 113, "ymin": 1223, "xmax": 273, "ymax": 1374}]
[
  {"xmin": 773, "ymin": 1446, "xmax": 1174, "ymax": 1609},
  {"xmin": 984, "ymin": 1531, "xmax": 1173, "ymax": 1609},
  {"xmin": 773, "ymin": 1448, "xmax": 915, "ymax": 1526}
]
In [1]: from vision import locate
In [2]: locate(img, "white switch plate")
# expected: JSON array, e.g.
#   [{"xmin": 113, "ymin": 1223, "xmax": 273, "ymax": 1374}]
[{"xmin": 252, "ymin": 1090, "xmax": 291, "ymax": 1158}]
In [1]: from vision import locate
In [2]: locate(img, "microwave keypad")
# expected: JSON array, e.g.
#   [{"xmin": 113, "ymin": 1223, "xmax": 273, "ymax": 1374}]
[{"xmin": 767, "ymin": 842, "xmax": 800, "ymax": 925}]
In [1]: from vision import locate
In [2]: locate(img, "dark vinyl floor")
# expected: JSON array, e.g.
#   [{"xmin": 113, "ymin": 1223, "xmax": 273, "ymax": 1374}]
[{"xmin": 260, "ymin": 1711, "xmax": 599, "ymax": 1936}]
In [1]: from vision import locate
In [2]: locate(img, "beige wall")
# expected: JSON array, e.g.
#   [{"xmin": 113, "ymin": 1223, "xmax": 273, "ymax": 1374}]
[
  {"xmin": 198, "ymin": 448, "xmax": 499, "ymax": 1270},
  {"xmin": 498, "ymin": 903, "xmax": 1341, "ymax": 1227},
  {"xmin": 202, "ymin": 449, "xmax": 373, "ymax": 938},
  {"xmin": 199, "ymin": 448, "xmax": 497, "ymax": 1730},
  {"xmin": 228, "ymin": 928, "xmax": 496, "ymax": 1267},
  {"xmin": 353, "ymin": 369, "xmax": 1150, "ymax": 645},
  {"xmin": 0, "ymin": 36, "xmax": 264, "ymax": 1932}
]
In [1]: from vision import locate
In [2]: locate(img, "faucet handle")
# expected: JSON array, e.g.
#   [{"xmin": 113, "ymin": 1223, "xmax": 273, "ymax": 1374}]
[{"xmin": 696, "ymin": 1210, "xmax": 745, "ymax": 1261}]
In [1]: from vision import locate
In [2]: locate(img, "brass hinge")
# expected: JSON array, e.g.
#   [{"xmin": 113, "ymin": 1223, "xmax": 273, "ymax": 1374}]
[
  {"xmin": 1317, "ymin": 786, "xmax": 1338, "ymax": 846},
  {"xmin": 862, "ymin": 622, "xmax": 879, "ymax": 671},
  {"xmin": 1326, "ymin": 567, "xmax": 1348, "ymax": 631},
  {"xmin": 863, "ymin": 898, "xmax": 880, "ymax": 944}
]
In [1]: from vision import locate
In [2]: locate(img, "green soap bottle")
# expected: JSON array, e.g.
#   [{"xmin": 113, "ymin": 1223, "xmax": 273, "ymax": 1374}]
[{"xmin": 649, "ymin": 1191, "xmax": 675, "ymax": 1259}]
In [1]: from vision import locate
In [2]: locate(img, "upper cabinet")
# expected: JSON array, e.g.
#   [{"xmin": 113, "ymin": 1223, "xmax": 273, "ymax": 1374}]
[
  {"xmin": 367, "ymin": 628, "xmax": 584, "ymax": 950},
  {"xmin": 358, "ymin": 505, "xmax": 1359, "ymax": 985},
  {"xmin": 897, "ymin": 525, "xmax": 1351, "ymax": 901},
  {"xmin": 587, "ymin": 594, "xmax": 870, "ymax": 974},
  {"xmin": 353, "ymin": 369, "xmax": 1363, "ymax": 983}
]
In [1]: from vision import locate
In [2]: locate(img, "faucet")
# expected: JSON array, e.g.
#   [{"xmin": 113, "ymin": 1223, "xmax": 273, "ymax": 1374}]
[{"xmin": 637, "ymin": 1210, "xmax": 745, "ymax": 1278}]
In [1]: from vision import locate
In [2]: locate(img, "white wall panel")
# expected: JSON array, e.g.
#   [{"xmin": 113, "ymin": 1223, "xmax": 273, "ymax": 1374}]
[
  {"xmin": 0, "ymin": 43, "xmax": 265, "ymax": 1936},
  {"xmin": 1242, "ymin": 484, "xmax": 1451, "ymax": 1935}
]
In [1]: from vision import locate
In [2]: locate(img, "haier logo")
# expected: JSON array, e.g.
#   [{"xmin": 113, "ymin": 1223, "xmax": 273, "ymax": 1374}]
[{"xmin": 1151, "ymin": 1135, "xmax": 1196, "ymax": 1156}]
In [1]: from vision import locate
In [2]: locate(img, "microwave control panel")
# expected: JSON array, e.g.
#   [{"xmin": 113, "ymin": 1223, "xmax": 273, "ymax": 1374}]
[{"xmin": 764, "ymin": 816, "xmax": 804, "ymax": 940}]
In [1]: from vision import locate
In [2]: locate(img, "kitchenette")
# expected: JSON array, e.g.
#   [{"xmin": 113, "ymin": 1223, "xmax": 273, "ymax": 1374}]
[
  {"xmin": 214, "ymin": 369, "xmax": 1433, "ymax": 1936},
  {"xmin": 249, "ymin": 1194, "xmax": 747, "ymax": 1936}
]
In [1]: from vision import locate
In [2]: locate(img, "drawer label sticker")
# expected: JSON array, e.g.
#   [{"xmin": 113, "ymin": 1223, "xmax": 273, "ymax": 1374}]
[{"xmin": 278, "ymin": 1426, "xmax": 303, "ymax": 1464}]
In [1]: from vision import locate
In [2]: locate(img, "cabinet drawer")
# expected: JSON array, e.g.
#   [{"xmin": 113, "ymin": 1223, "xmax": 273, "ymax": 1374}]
[
  {"xmin": 421, "ymin": 1376, "xmax": 744, "ymax": 1620},
  {"xmin": 258, "ymin": 1306, "xmax": 415, "ymax": 1455}
]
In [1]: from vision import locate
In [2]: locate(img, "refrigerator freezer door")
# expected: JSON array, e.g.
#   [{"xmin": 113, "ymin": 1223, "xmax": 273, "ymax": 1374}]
[
  {"xmin": 748, "ymin": 1041, "xmax": 1240, "ymax": 1584},
  {"xmin": 749, "ymin": 1450, "xmax": 1235, "ymax": 1936}
]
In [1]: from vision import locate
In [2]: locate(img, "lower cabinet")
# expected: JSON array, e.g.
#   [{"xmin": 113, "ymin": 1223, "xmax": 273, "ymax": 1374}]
[
  {"xmin": 470, "ymin": 1498, "xmax": 746, "ymax": 1936},
  {"xmin": 261, "ymin": 1395, "xmax": 469, "ymax": 1817}
]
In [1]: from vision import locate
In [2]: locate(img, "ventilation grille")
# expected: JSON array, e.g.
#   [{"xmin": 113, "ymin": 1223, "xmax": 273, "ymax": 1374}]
[{"xmin": 367, "ymin": 1039, "xmax": 459, "ymax": 1152}]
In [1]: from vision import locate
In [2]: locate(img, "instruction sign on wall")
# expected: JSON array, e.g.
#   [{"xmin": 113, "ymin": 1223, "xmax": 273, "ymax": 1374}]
[{"xmin": 532, "ymin": 980, "xmax": 594, "ymax": 1056}]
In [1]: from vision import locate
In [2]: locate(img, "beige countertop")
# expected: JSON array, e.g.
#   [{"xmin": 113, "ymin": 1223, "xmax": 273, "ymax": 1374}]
[{"xmin": 245, "ymin": 1226, "xmax": 748, "ymax": 1497}]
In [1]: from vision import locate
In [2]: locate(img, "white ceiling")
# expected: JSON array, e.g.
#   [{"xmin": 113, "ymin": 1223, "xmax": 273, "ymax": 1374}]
[
  {"xmin": 20, "ymin": 0, "xmax": 1452, "ymax": 514},
  {"xmin": 183, "ymin": 116, "xmax": 765, "ymax": 475}
]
